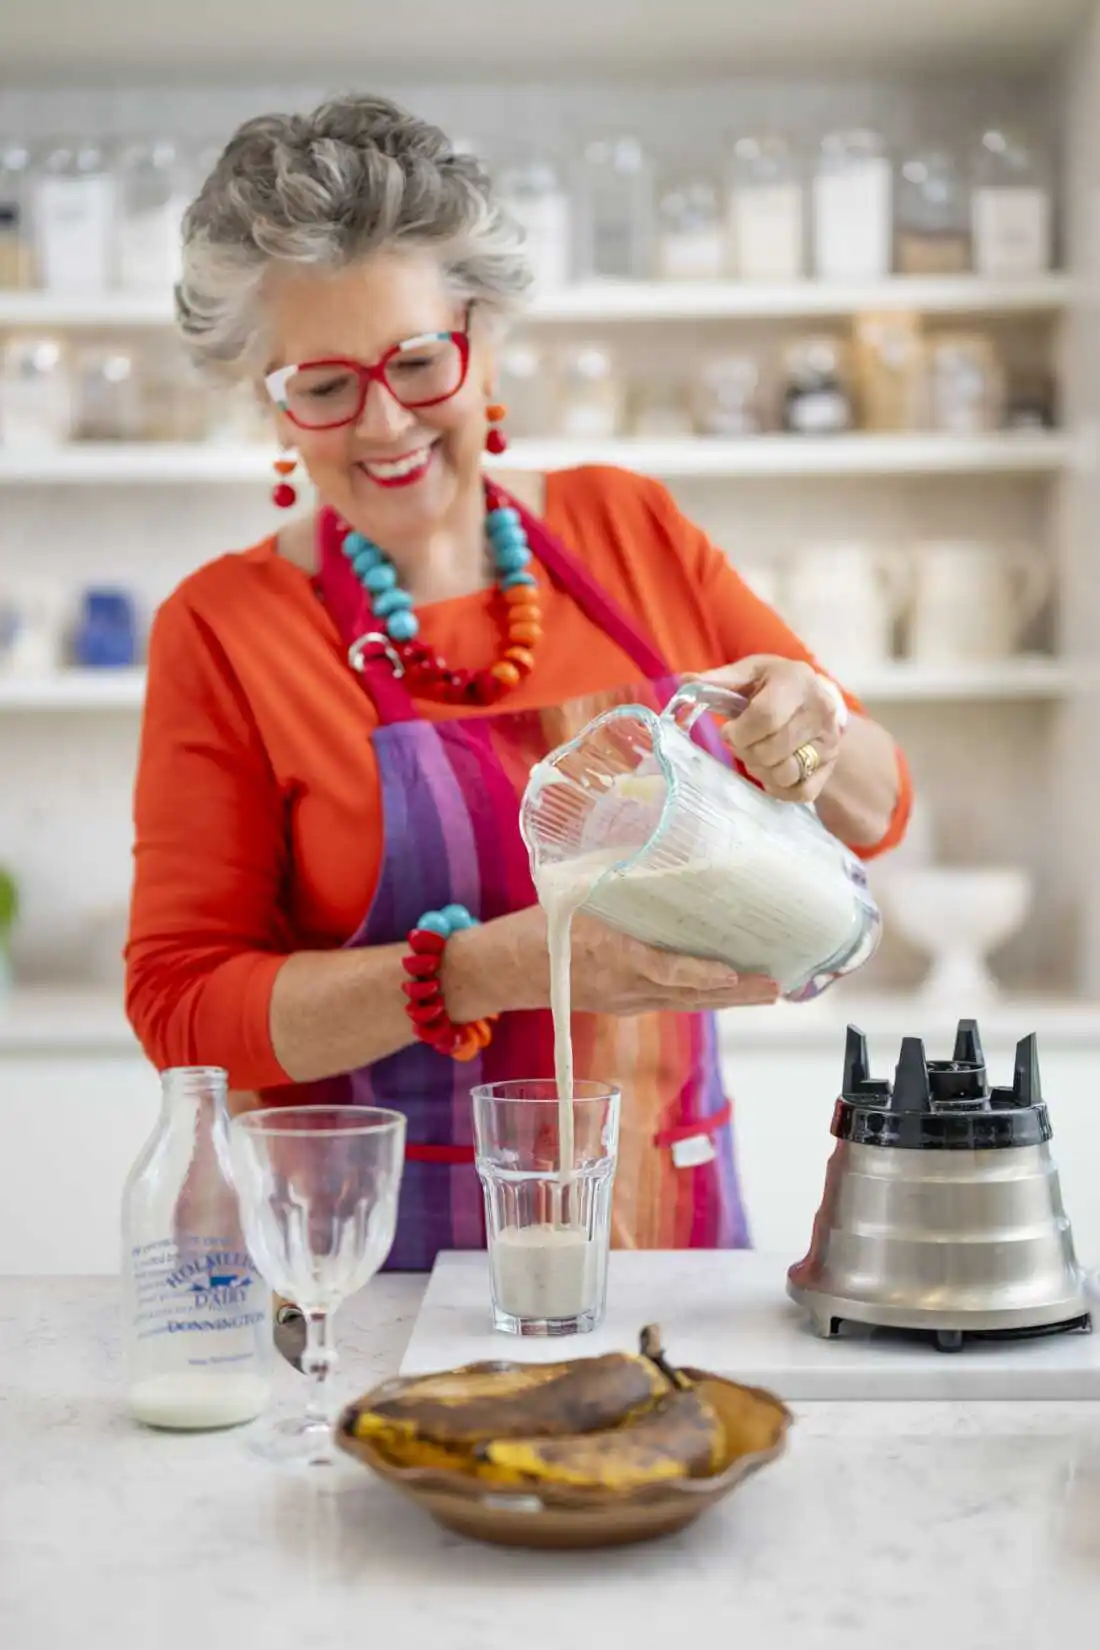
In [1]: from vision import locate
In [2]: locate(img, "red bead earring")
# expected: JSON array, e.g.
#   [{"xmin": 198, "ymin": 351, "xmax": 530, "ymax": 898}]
[
  {"xmin": 485, "ymin": 401, "xmax": 508, "ymax": 456},
  {"xmin": 272, "ymin": 455, "xmax": 298, "ymax": 508}
]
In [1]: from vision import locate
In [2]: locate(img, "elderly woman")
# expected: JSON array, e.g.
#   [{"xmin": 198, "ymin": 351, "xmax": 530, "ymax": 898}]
[{"xmin": 126, "ymin": 94, "xmax": 911, "ymax": 1270}]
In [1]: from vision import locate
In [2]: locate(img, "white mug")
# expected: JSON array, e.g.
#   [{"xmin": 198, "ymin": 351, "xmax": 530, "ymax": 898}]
[
  {"xmin": 907, "ymin": 541, "xmax": 1049, "ymax": 663},
  {"xmin": 782, "ymin": 543, "xmax": 909, "ymax": 672}
]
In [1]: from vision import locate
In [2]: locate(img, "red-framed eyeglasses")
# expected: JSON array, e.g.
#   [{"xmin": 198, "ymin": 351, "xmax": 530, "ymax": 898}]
[{"xmin": 264, "ymin": 318, "xmax": 472, "ymax": 432}]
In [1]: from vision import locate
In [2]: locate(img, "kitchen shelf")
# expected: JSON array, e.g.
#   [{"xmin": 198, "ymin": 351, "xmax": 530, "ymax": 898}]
[
  {"xmin": 0, "ymin": 670, "xmax": 147, "ymax": 710},
  {"xmin": 0, "ymin": 432, "xmax": 1071, "ymax": 485},
  {"xmin": 531, "ymin": 275, "xmax": 1073, "ymax": 321},
  {"xmin": 502, "ymin": 435, "xmax": 1070, "ymax": 478},
  {"xmin": 0, "ymin": 275, "xmax": 1072, "ymax": 331},
  {"xmin": 851, "ymin": 658, "xmax": 1082, "ymax": 702},
  {"xmin": 0, "ymin": 659, "xmax": 1083, "ymax": 714}
]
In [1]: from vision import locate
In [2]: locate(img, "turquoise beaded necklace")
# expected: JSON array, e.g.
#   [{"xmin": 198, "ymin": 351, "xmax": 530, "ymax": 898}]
[{"xmin": 339, "ymin": 484, "xmax": 542, "ymax": 706}]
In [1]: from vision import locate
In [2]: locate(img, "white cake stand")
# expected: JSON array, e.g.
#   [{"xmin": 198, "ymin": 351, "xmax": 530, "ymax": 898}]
[{"xmin": 884, "ymin": 867, "xmax": 1033, "ymax": 1006}]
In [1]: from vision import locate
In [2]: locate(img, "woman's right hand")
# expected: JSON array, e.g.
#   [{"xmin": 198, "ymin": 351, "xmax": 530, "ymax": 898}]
[{"xmin": 443, "ymin": 905, "xmax": 780, "ymax": 1021}]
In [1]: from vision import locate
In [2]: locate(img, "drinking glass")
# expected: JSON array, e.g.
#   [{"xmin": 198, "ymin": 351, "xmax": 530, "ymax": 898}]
[
  {"xmin": 471, "ymin": 1080, "xmax": 620, "ymax": 1337},
  {"xmin": 228, "ymin": 1106, "xmax": 405, "ymax": 1467}
]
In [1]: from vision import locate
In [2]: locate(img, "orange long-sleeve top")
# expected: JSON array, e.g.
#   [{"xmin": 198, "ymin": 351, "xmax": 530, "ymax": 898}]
[{"xmin": 126, "ymin": 466, "xmax": 912, "ymax": 1089}]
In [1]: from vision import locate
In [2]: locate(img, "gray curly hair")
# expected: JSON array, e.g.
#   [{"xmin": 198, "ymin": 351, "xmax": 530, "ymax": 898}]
[{"xmin": 176, "ymin": 93, "xmax": 532, "ymax": 381}]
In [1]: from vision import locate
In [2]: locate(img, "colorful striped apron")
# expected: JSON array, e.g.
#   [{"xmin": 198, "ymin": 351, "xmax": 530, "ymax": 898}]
[{"xmin": 310, "ymin": 494, "xmax": 751, "ymax": 1270}]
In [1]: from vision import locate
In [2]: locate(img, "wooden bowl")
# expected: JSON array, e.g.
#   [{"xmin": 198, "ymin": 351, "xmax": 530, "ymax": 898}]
[{"xmin": 336, "ymin": 1363, "xmax": 792, "ymax": 1550}]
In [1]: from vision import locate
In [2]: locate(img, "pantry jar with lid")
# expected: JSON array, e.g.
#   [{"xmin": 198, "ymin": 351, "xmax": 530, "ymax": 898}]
[
  {"xmin": 114, "ymin": 137, "xmax": 188, "ymax": 292},
  {"xmin": 495, "ymin": 152, "xmax": 571, "ymax": 293},
  {"xmin": 691, "ymin": 352, "xmax": 766, "ymax": 437},
  {"xmin": 73, "ymin": 344, "xmax": 143, "ymax": 441},
  {"xmin": 971, "ymin": 124, "xmax": 1053, "ymax": 278},
  {"xmin": 556, "ymin": 343, "xmax": 624, "ymax": 440},
  {"xmin": 896, "ymin": 147, "xmax": 970, "ymax": 275},
  {"xmin": 629, "ymin": 376, "xmax": 694, "ymax": 438},
  {"xmin": 33, "ymin": 138, "xmax": 115, "ymax": 294},
  {"xmin": 140, "ymin": 339, "xmax": 208, "ymax": 441},
  {"xmin": 0, "ymin": 335, "xmax": 75, "ymax": 447},
  {"xmin": 575, "ymin": 133, "xmax": 655, "ymax": 281},
  {"xmin": 496, "ymin": 340, "xmax": 554, "ymax": 439},
  {"xmin": 813, "ymin": 128, "xmax": 892, "ymax": 280},
  {"xmin": 928, "ymin": 333, "xmax": 1005, "ymax": 433},
  {"xmin": 781, "ymin": 336, "xmax": 854, "ymax": 435},
  {"xmin": 0, "ymin": 142, "xmax": 36, "ymax": 290},
  {"xmin": 655, "ymin": 177, "xmax": 725, "ymax": 281},
  {"xmin": 727, "ymin": 133, "xmax": 804, "ymax": 281}
]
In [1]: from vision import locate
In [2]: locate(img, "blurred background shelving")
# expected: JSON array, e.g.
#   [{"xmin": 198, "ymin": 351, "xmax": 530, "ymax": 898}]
[{"xmin": 2, "ymin": 0, "xmax": 1100, "ymax": 1013}]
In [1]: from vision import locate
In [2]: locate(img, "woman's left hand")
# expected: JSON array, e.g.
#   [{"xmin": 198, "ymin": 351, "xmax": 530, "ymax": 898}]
[{"xmin": 696, "ymin": 655, "xmax": 845, "ymax": 804}]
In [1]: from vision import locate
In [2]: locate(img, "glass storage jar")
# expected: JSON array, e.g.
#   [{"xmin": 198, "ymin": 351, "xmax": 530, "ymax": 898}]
[
  {"xmin": 73, "ymin": 344, "xmax": 143, "ymax": 440},
  {"xmin": 0, "ymin": 142, "xmax": 36, "ymax": 290},
  {"xmin": 928, "ymin": 332, "xmax": 1005, "ymax": 433},
  {"xmin": 691, "ymin": 352, "xmax": 766, "ymax": 436},
  {"xmin": 656, "ymin": 177, "xmax": 725, "ymax": 280},
  {"xmin": 497, "ymin": 340, "xmax": 554, "ymax": 439},
  {"xmin": 813, "ymin": 128, "xmax": 892, "ymax": 280},
  {"xmin": 971, "ymin": 124, "xmax": 1052, "ymax": 277},
  {"xmin": 33, "ymin": 138, "xmax": 115, "ymax": 293},
  {"xmin": 727, "ymin": 133, "xmax": 804, "ymax": 281},
  {"xmin": 575, "ymin": 133, "xmax": 654, "ymax": 280},
  {"xmin": 896, "ymin": 147, "xmax": 970, "ymax": 275},
  {"xmin": 0, "ymin": 335, "xmax": 74, "ymax": 446},
  {"xmin": 496, "ymin": 153, "xmax": 571, "ymax": 292},
  {"xmin": 114, "ymin": 137, "xmax": 187, "ymax": 291},
  {"xmin": 556, "ymin": 343, "xmax": 624, "ymax": 439},
  {"xmin": 781, "ymin": 336, "xmax": 854, "ymax": 434}
]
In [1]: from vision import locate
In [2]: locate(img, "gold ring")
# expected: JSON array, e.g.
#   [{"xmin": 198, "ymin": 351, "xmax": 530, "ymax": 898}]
[{"xmin": 794, "ymin": 742, "xmax": 820, "ymax": 784}]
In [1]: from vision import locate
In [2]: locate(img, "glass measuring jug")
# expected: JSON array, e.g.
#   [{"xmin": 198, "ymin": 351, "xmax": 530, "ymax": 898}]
[{"xmin": 519, "ymin": 680, "xmax": 880, "ymax": 1001}]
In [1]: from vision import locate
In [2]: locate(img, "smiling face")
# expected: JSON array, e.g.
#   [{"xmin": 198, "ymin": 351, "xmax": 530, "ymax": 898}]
[{"xmin": 263, "ymin": 249, "xmax": 493, "ymax": 550}]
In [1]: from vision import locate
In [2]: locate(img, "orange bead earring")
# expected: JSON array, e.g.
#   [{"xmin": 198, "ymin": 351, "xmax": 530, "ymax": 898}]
[
  {"xmin": 272, "ymin": 454, "xmax": 298, "ymax": 509},
  {"xmin": 485, "ymin": 401, "xmax": 508, "ymax": 456}
]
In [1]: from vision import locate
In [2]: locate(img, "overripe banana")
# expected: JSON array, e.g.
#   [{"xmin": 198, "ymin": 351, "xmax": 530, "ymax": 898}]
[
  {"xmin": 475, "ymin": 1387, "xmax": 725, "ymax": 1491},
  {"xmin": 351, "ymin": 1351, "xmax": 670, "ymax": 1471}
]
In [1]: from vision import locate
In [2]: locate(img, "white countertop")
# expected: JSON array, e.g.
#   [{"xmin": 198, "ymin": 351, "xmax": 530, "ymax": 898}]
[{"xmin": 3, "ymin": 1276, "xmax": 1099, "ymax": 1649}]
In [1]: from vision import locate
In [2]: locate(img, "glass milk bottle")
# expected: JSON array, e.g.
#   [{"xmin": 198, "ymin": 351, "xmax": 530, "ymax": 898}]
[{"xmin": 122, "ymin": 1067, "xmax": 274, "ymax": 1431}]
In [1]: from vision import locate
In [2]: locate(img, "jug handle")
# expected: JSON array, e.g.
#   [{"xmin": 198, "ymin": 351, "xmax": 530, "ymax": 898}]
[{"xmin": 665, "ymin": 680, "xmax": 752, "ymax": 735}]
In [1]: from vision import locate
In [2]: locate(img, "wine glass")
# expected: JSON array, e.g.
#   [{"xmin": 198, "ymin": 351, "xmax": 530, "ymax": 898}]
[{"xmin": 228, "ymin": 1105, "xmax": 405, "ymax": 1467}]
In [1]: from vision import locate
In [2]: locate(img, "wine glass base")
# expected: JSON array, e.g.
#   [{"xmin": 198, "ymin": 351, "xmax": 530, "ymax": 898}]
[{"xmin": 247, "ymin": 1403, "xmax": 341, "ymax": 1469}]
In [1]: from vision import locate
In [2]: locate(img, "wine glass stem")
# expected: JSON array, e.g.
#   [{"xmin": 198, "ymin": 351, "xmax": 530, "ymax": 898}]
[{"xmin": 301, "ymin": 1309, "xmax": 337, "ymax": 1427}]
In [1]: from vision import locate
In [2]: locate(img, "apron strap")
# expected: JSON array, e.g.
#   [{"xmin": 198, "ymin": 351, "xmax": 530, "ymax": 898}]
[
  {"xmin": 503, "ymin": 484, "xmax": 670, "ymax": 680},
  {"xmin": 315, "ymin": 482, "xmax": 674, "ymax": 724}
]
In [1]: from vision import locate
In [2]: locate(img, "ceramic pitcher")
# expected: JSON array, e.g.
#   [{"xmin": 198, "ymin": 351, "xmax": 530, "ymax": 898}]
[
  {"xmin": 783, "ymin": 542, "xmax": 909, "ymax": 671},
  {"xmin": 907, "ymin": 540, "xmax": 1049, "ymax": 663}
]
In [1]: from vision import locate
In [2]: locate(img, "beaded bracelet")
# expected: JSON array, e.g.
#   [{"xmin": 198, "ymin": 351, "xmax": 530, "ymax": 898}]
[{"xmin": 401, "ymin": 903, "xmax": 495, "ymax": 1063}]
